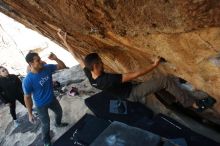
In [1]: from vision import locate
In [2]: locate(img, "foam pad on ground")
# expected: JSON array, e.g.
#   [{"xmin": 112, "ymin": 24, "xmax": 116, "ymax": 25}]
[
  {"xmin": 85, "ymin": 91, "xmax": 153, "ymax": 124},
  {"xmin": 134, "ymin": 113, "xmax": 220, "ymax": 146},
  {"xmin": 53, "ymin": 114, "xmax": 111, "ymax": 146},
  {"xmin": 90, "ymin": 121, "xmax": 164, "ymax": 146}
]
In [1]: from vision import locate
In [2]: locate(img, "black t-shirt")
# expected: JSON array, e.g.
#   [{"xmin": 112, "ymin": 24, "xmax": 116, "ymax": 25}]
[
  {"xmin": 83, "ymin": 68, "xmax": 132, "ymax": 99},
  {"xmin": 0, "ymin": 74, "xmax": 24, "ymax": 102}
]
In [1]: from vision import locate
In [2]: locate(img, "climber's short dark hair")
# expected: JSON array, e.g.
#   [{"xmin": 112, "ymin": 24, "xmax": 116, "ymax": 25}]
[{"xmin": 84, "ymin": 53, "xmax": 101, "ymax": 71}]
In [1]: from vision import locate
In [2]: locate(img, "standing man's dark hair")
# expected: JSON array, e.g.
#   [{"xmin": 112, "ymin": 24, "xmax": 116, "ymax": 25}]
[
  {"xmin": 25, "ymin": 52, "xmax": 38, "ymax": 64},
  {"xmin": 84, "ymin": 53, "xmax": 101, "ymax": 71}
]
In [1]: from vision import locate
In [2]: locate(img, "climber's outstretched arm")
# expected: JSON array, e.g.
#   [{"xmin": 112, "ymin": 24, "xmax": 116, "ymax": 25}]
[{"xmin": 57, "ymin": 29, "xmax": 85, "ymax": 68}]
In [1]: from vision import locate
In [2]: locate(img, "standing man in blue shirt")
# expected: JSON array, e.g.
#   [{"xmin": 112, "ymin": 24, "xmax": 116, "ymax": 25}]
[{"xmin": 22, "ymin": 52, "xmax": 68, "ymax": 146}]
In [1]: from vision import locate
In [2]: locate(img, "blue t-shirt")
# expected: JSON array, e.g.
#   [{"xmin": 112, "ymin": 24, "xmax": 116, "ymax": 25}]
[{"xmin": 22, "ymin": 64, "xmax": 57, "ymax": 107}]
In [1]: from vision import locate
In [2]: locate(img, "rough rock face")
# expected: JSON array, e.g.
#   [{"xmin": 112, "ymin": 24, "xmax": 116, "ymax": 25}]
[{"xmin": 0, "ymin": 1, "xmax": 220, "ymax": 113}]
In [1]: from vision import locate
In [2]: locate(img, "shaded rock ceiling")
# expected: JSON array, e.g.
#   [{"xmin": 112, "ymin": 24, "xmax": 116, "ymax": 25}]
[{"xmin": 0, "ymin": 0, "xmax": 220, "ymax": 115}]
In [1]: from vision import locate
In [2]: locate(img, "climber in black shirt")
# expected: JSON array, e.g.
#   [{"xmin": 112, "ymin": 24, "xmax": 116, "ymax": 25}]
[
  {"xmin": 58, "ymin": 30, "xmax": 216, "ymax": 112},
  {"xmin": 0, "ymin": 66, "xmax": 25, "ymax": 127}
]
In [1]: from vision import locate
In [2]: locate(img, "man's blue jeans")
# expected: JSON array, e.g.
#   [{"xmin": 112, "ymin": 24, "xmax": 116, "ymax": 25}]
[{"xmin": 36, "ymin": 98, "xmax": 63, "ymax": 144}]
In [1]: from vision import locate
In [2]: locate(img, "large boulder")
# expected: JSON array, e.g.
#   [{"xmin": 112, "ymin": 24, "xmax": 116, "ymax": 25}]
[{"xmin": 0, "ymin": 0, "xmax": 220, "ymax": 113}]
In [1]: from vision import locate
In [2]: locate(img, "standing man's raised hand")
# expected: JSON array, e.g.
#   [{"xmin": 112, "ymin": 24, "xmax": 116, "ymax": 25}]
[{"xmin": 48, "ymin": 52, "xmax": 58, "ymax": 60}]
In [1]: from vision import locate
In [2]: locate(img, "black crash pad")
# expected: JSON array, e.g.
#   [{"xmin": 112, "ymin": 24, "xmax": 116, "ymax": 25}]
[
  {"xmin": 53, "ymin": 112, "xmax": 219, "ymax": 146},
  {"xmin": 85, "ymin": 91, "xmax": 153, "ymax": 125},
  {"xmin": 53, "ymin": 114, "xmax": 111, "ymax": 146},
  {"xmin": 91, "ymin": 121, "xmax": 172, "ymax": 146},
  {"xmin": 133, "ymin": 113, "xmax": 220, "ymax": 146}
]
